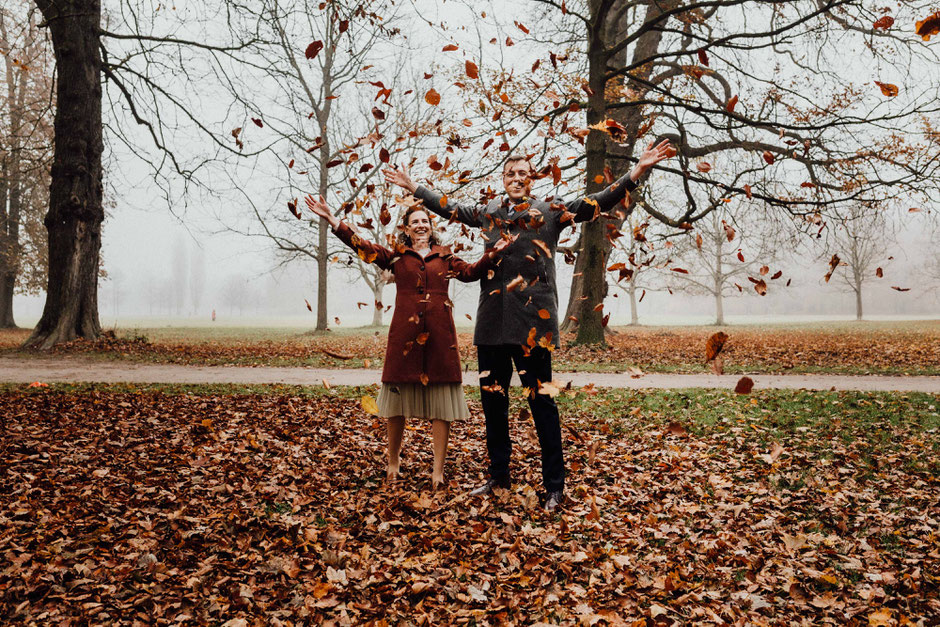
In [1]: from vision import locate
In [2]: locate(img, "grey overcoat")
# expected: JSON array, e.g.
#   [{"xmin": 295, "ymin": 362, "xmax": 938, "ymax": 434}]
[{"xmin": 414, "ymin": 174, "xmax": 638, "ymax": 347}]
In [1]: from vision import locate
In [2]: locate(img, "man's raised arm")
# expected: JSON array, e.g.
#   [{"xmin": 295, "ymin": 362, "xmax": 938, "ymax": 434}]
[
  {"xmin": 566, "ymin": 139, "xmax": 674, "ymax": 223},
  {"xmin": 383, "ymin": 165, "xmax": 483, "ymax": 227}
]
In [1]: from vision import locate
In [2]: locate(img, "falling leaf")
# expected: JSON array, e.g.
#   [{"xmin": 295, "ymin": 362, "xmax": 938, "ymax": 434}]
[
  {"xmin": 671, "ymin": 268, "xmax": 689, "ymax": 274},
  {"xmin": 697, "ymin": 49, "xmax": 709, "ymax": 66},
  {"xmin": 305, "ymin": 40, "xmax": 324, "ymax": 59},
  {"xmin": 465, "ymin": 60, "xmax": 479, "ymax": 79},
  {"xmin": 251, "ymin": 118, "xmax": 263, "ymax": 128},
  {"xmin": 416, "ymin": 332, "xmax": 429, "ymax": 345},
  {"xmin": 874, "ymin": 81, "xmax": 899, "ymax": 97},
  {"xmin": 725, "ymin": 94, "xmax": 738, "ymax": 112},
  {"xmin": 722, "ymin": 221, "xmax": 736, "ymax": 242},
  {"xmin": 734, "ymin": 376, "xmax": 754, "ymax": 394},
  {"xmin": 304, "ymin": 299, "xmax": 312, "ymax": 312},
  {"xmin": 915, "ymin": 11, "xmax": 940, "ymax": 41},
  {"xmin": 537, "ymin": 309, "xmax": 551, "ymax": 319},
  {"xmin": 752, "ymin": 278, "xmax": 768, "ymax": 296},
  {"xmin": 371, "ymin": 107, "xmax": 385, "ymax": 120},
  {"xmin": 514, "ymin": 20, "xmax": 530, "ymax": 34},
  {"xmin": 442, "ymin": 44, "xmax": 459, "ymax": 52},
  {"xmin": 743, "ymin": 184, "xmax": 753, "ymax": 199},
  {"xmin": 762, "ymin": 150, "xmax": 775, "ymax": 165},
  {"xmin": 705, "ymin": 331, "xmax": 728, "ymax": 361},
  {"xmin": 891, "ymin": 286, "xmax": 910, "ymax": 292},
  {"xmin": 872, "ymin": 15, "xmax": 894, "ymax": 30},
  {"xmin": 420, "ymin": 373, "xmax": 430, "ymax": 386},
  {"xmin": 696, "ymin": 161, "xmax": 712, "ymax": 173},
  {"xmin": 507, "ymin": 275, "xmax": 526, "ymax": 292},
  {"xmin": 824, "ymin": 254, "xmax": 840, "ymax": 282},
  {"xmin": 876, "ymin": 267, "xmax": 883, "ymax": 278},
  {"xmin": 425, "ymin": 88, "xmax": 441, "ymax": 106}
]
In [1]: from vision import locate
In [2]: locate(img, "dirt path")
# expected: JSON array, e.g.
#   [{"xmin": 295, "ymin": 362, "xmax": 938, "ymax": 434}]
[{"xmin": 3, "ymin": 356, "xmax": 938, "ymax": 393}]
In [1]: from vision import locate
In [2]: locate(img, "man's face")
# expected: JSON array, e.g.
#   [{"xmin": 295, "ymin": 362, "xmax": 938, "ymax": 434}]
[{"xmin": 502, "ymin": 160, "xmax": 533, "ymax": 201}]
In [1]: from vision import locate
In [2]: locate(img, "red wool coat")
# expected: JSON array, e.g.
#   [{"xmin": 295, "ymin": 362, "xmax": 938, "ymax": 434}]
[{"xmin": 334, "ymin": 222, "xmax": 497, "ymax": 384}]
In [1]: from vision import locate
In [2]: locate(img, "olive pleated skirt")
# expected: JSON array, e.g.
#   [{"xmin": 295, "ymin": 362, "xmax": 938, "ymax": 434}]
[{"xmin": 376, "ymin": 382, "xmax": 470, "ymax": 422}]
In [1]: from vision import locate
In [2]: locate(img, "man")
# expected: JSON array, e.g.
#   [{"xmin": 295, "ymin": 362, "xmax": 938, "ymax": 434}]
[{"xmin": 383, "ymin": 140, "xmax": 673, "ymax": 511}]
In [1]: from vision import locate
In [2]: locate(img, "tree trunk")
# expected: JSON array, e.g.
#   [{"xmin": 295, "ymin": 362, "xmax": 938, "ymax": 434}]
[
  {"xmin": 573, "ymin": 33, "xmax": 611, "ymax": 346},
  {"xmin": 855, "ymin": 286, "xmax": 863, "ymax": 321},
  {"xmin": 371, "ymin": 274, "xmax": 386, "ymax": 327},
  {"xmin": 715, "ymin": 289, "xmax": 724, "ymax": 326},
  {"xmin": 628, "ymin": 276, "xmax": 638, "ymax": 325},
  {"xmin": 25, "ymin": 0, "xmax": 103, "ymax": 349}
]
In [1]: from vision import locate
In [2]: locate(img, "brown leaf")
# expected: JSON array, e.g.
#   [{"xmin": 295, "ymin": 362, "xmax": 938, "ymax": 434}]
[
  {"xmin": 537, "ymin": 309, "xmax": 551, "ymax": 319},
  {"xmin": 915, "ymin": 11, "xmax": 940, "ymax": 41},
  {"xmin": 872, "ymin": 15, "xmax": 894, "ymax": 30},
  {"xmin": 465, "ymin": 60, "xmax": 479, "ymax": 79},
  {"xmin": 734, "ymin": 376, "xmax": 754, "ymax": 394},
  {"xmin": 696, "ymin": 161, "xmax": 712, "ymax": 173},
  {"xmin": 705, "ymin": 331, "xmax": 728, "ymax": 362},
  {"xmin": 305, "ymin": 40, "xmax": 324, "ymax": 59},
  {"xmin": 425, "ymin": 88, "xmax": 441, "ymax": 106},
  {"xmin": 725, "ymin": 94, "xmax": 738, "ymax": 113},
  {"xmin": 666, "ymin": 422, "xmax": 688, "ymax": 437}
]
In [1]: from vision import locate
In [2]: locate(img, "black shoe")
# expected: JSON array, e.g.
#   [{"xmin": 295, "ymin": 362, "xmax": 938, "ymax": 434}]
[
  {"xmin": 469, "ymin": 477, "xmax": 510, "ymax": 496},
  {"xmin": 544, "ymin": 490, "xmax": 564, "ymax": 512}
]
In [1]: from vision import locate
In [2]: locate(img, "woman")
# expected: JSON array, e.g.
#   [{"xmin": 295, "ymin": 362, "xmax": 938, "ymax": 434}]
[{"xmin": 305, "ymin": 195, "xmax": 512, "ymax": 490}]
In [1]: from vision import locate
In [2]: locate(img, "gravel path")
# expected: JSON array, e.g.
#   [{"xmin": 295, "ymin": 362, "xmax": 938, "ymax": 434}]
[{"xmin": 3, "ymin": 356, "xmax": 938, "ymax": 393}]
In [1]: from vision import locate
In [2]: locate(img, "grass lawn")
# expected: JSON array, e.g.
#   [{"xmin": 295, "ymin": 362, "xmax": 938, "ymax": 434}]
[
  {"xmin": 3, "ymin": 320, "xmax": 939, "ymax": 376},
  {"xmin": 2, "ymin": 383, "xmax": 937, "ymax": 623}
]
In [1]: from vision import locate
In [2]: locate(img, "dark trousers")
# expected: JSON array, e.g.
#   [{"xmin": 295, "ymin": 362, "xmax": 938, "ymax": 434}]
[{"xmin": 477, "ymin": 344, "xmax": 565, "ymax": 492}]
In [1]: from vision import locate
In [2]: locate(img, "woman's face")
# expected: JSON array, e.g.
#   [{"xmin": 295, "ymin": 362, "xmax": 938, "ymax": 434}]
[{"xmin": 405, "ymin": 210, "xmax": 431, "ymax": 246}]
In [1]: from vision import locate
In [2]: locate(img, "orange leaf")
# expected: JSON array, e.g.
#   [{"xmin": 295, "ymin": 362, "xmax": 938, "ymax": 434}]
[
  {"xmin": 874, "ymin": 81, "xmax": 898, "ymax": 97},
  {"xmin": 425, "ymin": 88, "xmax": 441, "ymax": 106},
  {"xmin": 705, "ymin": 331, "xmax": 728, "ymax": 361},
  {"xmin": 593, "ymin": 174, "xmax": 605, "ymax": 184},
  {"xmin": 537, "ymin": 309, "xmax": 551, "ymax": 319},
  {"xmin": 872, "ymin": 15, "xmax": 894, "ymax": 30},
  {"xmin": 726, "ymin": 95, "xmax": 738, "ymax": 113},
  {"xmin": 416, "ymin": 332, "xmax": 429, "ymax": 345},
  {"xmin": 442, "ymin": 44, "xmax": 459, "ymax": 52},
  {"xmin": 743, "ymin": 184, "xmax": 753, "ymax": 199},
  {"xmin": 465, "ymin": 60, "xmax": 479, "ymax": 79},
  {"xmin": 915, "ymin": 11, "xmax": 940, "ymax": 41},
  {"xmin": 696, "ymin": 161, "xmax": 712, "ymax": 173},
  {"xmin": 420, "ymin": 373, "xmax": 430, "ymax": 385}
]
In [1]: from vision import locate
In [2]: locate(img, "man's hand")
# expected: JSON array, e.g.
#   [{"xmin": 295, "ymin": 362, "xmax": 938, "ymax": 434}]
[
  {"xmin": 628, "ymin": 139, "xmax": 675, "ymax": 182},
  {"xmin": 382, "ymin": 164, "xmax": 418, "ymax": 194}
]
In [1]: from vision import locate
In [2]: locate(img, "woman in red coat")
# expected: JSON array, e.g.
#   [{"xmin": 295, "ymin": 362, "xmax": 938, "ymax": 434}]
[{"xmin": 305, "ymin": 195, "xmax": 512, "ymax": 490}]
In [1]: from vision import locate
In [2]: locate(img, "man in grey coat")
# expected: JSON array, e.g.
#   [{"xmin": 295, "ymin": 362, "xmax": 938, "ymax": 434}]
[{"xmin": 383, "ymin": 140, "xmax": 672, "ymax": 510}]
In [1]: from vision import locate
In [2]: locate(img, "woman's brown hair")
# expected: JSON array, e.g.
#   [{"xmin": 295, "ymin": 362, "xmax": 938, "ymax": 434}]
[{"xmin": 397, "ymin": 206, "xmax": 439, "ymax": 247}]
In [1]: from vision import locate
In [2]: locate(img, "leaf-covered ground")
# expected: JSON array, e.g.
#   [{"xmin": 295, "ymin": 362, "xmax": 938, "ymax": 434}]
[
  {"xmin": 2, "ymin": 384, "xmax": 938, "ymax": 624},
  {"xmin": 3, "ymin": 320, "xmax": 939, "ymax": 375}
]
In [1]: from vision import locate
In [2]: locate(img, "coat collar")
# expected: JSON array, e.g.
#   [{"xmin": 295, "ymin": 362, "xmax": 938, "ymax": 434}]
[{"xmin": 402, "ymin": 243, "xmax": 449, "ymax": 260}]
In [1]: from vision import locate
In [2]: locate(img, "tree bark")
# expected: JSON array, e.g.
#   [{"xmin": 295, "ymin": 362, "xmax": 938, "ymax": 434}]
[
  {"xmin": 628, "ymin": 276, "xmax": 638, "ymax": 325},
  {"xmin": 855, "ymin": 286, "xmax": 863, "ymax": 321},
  {"xmin": 715, "ymin": 288, "xmax": 724, "ymax": 326},
  {"xmin": 370, "ymin": 274, "xmax": 386, "ymax": 327},
  {"xmin": 25, "ymin": 0, "xmax": 103, "ymax": 349}
]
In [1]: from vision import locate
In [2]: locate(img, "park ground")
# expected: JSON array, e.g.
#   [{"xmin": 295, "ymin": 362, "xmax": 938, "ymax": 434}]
[
  {"xmin": 3, "ymin": 319, "xmax": 940, "ymax": 376},
  {"xmin": 2, "ymin": 321, "xmax": 938, "ymax": 624}
]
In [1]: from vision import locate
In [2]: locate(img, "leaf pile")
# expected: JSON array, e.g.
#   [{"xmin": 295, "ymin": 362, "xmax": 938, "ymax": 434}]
[
  {"xmin": 2, "ymin": 386, "xmax": 937, "ymax": 623},
  {"xmin": 6, "ymin": 322, "xmax": 939, "ymax": 375}
]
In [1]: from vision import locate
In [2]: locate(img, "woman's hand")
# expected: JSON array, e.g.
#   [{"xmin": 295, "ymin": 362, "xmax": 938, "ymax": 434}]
[
  {"xmin": 382, "ymin": 164, "xmax": 417, "ymax": 194},
  {"xmin": 304, "ymin": 194, "xmax": 340, "ymax": 230}
]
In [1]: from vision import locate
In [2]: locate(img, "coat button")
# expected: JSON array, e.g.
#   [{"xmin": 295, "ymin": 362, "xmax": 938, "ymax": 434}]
[
  {"xmin": 420, "ymin": 265, "xmax": 425, "ymax": 271},
  {"xmin": 418, "ymin": 311, "xmax": 424, "ymax": 317}
]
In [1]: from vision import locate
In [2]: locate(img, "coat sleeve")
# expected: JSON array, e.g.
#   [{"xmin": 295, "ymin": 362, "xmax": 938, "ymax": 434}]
[
  {"xmin": 564, "ymin": 174, "xmax": 639, "ymax": 223},
  {"xmin": 447, "ymin": 248, "xmax": 498, "ymax": 283},
  {"xmin": 332, "ymin": 222, "xmax": 396, "ymax": 270},
  {"xmin": 414, "ymin": 185, "xmax": 484, "ymax": 227}
]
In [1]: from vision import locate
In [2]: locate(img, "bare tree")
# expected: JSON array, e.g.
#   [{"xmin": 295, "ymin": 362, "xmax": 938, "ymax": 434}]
[
  {"xmin": 0, "ymin": 2, "xmax": 52, "ymax": 328},
  {"xmin": 822, "ymin": 203, "xmax": 895, "ymax": 321},
  {"xmin": 667, "ymin": 206, "xmax": 783, "ymax": 325}
]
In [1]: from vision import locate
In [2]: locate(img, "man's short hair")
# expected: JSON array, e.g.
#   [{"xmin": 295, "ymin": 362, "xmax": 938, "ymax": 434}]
[{"xmin": 503, "ymin": 154, "xmax": 534, "ymax": 174}]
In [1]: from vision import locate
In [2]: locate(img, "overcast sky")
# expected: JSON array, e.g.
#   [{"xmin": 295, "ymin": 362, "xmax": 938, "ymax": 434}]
[{"xmin": 13, "ymin": 0, "xmax": 939, "ymax": 327}]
